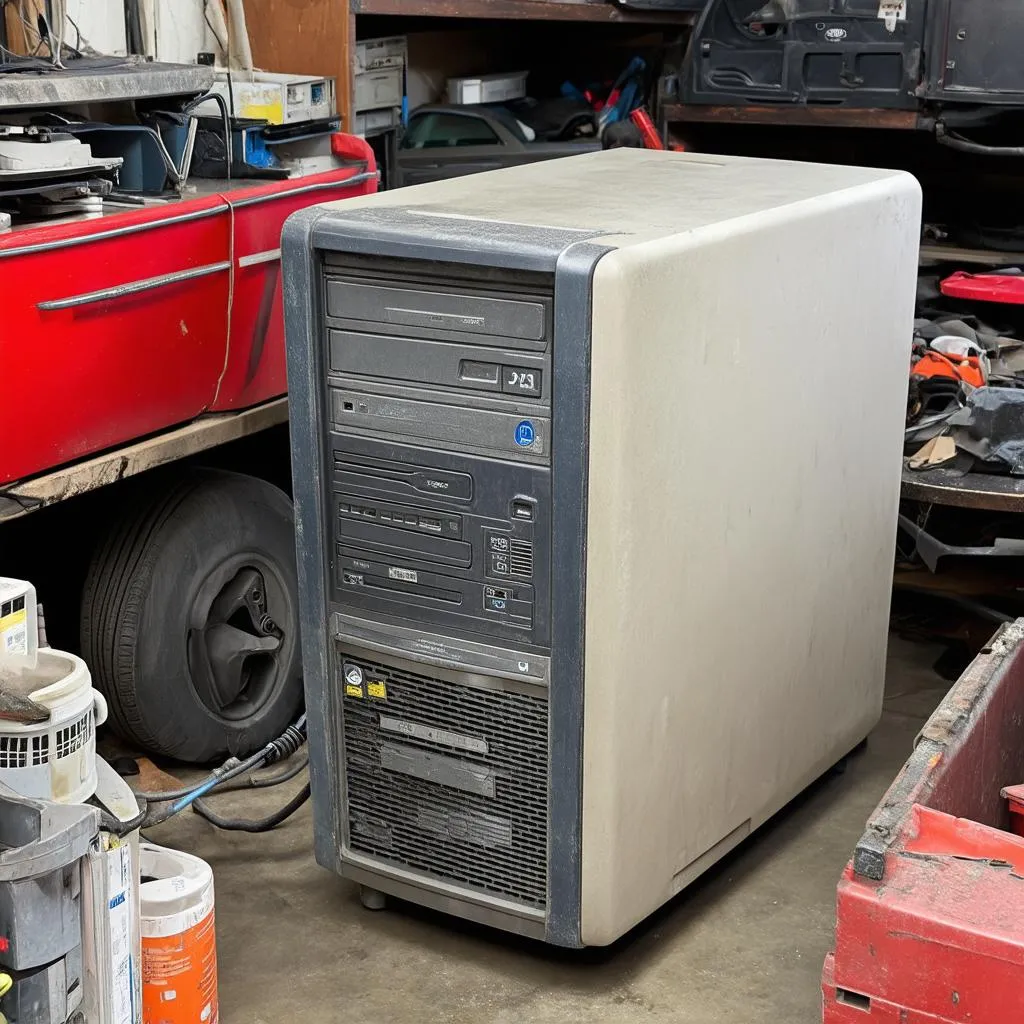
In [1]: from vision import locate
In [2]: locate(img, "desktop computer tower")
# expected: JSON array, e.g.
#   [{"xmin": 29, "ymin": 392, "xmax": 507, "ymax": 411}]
[{"xmin": 282, "ymin": 149, "xmax": 920, "ymax": 947}]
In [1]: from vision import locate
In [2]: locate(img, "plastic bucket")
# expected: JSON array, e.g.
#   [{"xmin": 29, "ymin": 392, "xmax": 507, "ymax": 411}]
[
  {"xmin": 0, "ymin": 648, "xmax": 107, "ymax": 803},
  {"xmin": 140, "ymin": 843, "xmax": 218, "ymax": 1024}
]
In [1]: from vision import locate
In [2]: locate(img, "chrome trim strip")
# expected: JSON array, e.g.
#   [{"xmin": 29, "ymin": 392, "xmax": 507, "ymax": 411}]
[
  {"xmin": 0, "ymin": 204, "xmax": 225, "ymax": 260},
  {"xmin": 37, "ymin": 260, "xmax": 231, "ymax": 310},
  {"xmin": 230, "ymin": 171, "xmax": 377, "ymax": 208},
  {"xmin": 238, "ymin": 247, "xmax": 281, "ymax": 268}
]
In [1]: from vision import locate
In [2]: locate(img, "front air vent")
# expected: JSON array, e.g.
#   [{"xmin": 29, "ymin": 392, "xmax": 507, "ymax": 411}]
[
  {"xmin": 341, "ymin": 656, "xmax": 549, "ymax": 908},
  {"xmin": 509, "ymin": 539, "xmax": 533, "ymax": 579}
]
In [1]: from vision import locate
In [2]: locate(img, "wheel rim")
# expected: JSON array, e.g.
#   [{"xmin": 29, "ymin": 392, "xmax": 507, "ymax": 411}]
[{"xmin": 186, "ymin": 555, "xmax": 295, "ymax": 724}]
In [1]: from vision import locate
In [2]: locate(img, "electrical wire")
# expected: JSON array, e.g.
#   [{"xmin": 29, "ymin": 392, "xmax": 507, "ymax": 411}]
[
  {"xmin": 936, "ymin": 122, "xmax": 1024, "ymax": 158},
  {"xmin": 0, "ymin": 41, "xmax": 54, "ymax": 68},
  {"xmin": 134, "ymin": 752, "xmax": 307, "ymax": 803},
  {"xmin": 192, "ymin": 781, "xmax": 311, "ymax": 833},
  {"xmin": 133, "ymin": 758, "xmax": 244, "ymax": 802},
  {"xmin": 168, "ymin": 747, "xmax": 270, "ymax": 812},
  {"xmin": 101, "ymin": 716, "xmax": 308, "ymax": 836},
  {"xmin": 62, "ymin": 7, "xmax": 84, "ymax": 57},
  {"xmin": 215, "ymin": 752, "xmax": 309, "ymax": 792}
]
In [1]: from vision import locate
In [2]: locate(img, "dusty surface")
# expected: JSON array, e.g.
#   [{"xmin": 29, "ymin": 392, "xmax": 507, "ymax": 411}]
[{"xmin": 146, "ymin": 635, "xmax": 948, "ymax": 1024}]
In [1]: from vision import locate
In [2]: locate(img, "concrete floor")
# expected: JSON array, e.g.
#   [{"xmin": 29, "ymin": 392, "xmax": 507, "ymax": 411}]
[{"xmin": 147, "ymin": 636, "xmax": 949, "ymax": 1024}]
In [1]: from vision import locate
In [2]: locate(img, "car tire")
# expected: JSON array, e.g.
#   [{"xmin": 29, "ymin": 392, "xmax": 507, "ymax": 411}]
[{"xmin": 81, "ymin": 468, "xmax": 303, "ymax": 763}]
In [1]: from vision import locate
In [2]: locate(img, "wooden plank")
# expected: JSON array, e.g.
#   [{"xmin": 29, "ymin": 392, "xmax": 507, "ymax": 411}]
[
  {"xmin": 353, "ymin": 0, "xmax": 695, "ymax": 23},
  {"xmin": 0, "ymin": 398, "xmax": 289, "ymax": 523},
  {"xmin": 4, "ymin": 0, "xmax": 47, "ymax": 56},
  {"xmin": 662, "ymin": 103, "xmax": 920, "ymax": 130},
  {"xmin": 241, "ymin": 0, "xmax": 352, "ymax": 130}
]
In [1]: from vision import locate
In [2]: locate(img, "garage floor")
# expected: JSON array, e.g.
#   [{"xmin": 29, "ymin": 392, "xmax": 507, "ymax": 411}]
[{"xmin": 146, "ymin": 636, "xmax": 948, "ymax": 1024}]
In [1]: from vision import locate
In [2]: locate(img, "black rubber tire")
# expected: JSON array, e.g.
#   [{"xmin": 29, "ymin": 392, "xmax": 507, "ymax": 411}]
[{"xmin": 80, "ymin": 468, "xmax": 303, "ymax": 763}]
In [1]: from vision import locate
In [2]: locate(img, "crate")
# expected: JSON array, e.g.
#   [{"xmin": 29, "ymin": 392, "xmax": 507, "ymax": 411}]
[
  {"xmin": 355, "ymin": 36, "xmax": 407, "ymax": 75},
  {"xmin": 822, "ymin": 620, "xmax": 1024, "ymax": 1023},
  {"xmin": 447, "ymin": 71, "xmax": 528, "ymax": 106}
]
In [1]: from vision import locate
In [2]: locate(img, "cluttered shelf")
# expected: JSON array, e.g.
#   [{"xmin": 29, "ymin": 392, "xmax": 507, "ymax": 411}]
[
  {"xmin": 352, "ymin": 0, "xmax": 697, "ymax": 23},
  {"xmin": 902, "ymin": 464, "xmax": 1024, "ymax": 513}
]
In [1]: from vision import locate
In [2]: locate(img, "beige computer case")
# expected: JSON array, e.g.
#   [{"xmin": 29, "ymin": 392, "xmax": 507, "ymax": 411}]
[{"xmin": 285, "ymin": 149, "xmax": 921, "ymax": 947}]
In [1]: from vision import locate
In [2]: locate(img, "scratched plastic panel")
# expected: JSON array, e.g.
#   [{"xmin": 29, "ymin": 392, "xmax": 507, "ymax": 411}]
[{"xmin": 342, "ymin": 655, "xmax": 548, "ymax": 908}]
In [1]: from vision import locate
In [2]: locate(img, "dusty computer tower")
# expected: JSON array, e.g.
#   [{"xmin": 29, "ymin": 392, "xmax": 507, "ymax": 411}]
[{"xmin": 282, "ymin": 149, "xmax": 920, "ymax": 947}]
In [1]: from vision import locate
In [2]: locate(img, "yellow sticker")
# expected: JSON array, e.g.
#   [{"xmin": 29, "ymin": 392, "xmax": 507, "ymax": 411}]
[
  {"xmin": 345, "ymin": 683, "xmax": 364, "ymax": 699},
  {"xmin": 0, "ymin": 608, "xmax": 26, "ymax": 631},
  {"xmin": 367, "ymin": 680, "xmax": 387, "ymax": 701},
  {"xmin": 0, "ymin": 609, "xmax": 28, "ymax": 656},
  {"xmin": 239, "ymin": 99, "xmax": 285, "ymax": 125}
]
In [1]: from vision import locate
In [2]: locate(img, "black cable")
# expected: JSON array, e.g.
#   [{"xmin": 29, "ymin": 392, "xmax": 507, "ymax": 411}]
[
  {"xmin": 936, "ymin": 123, "xmax": 1024, "ymax": 159},
  {"xmin": 136, "ymin": 715, "xmax": 305, "ymax": 814},
  {"xmin": 124, "ymin": 0, "xmax": 143, "ymax": 56},
  {"xmin": 134, "ymin": 758, "xmax": 243, "ymax": 801},
  {"xmin": 183, "ymin": 89, "xmax": 232, "ymax": 182},
  {"xmin": 192, "ymin": 782, "xmax": 311, "ymax": 832},
  {"xmin": 62, "ymin": 8, "xmax": 82, "ymax": 57},
  {"xmin": 100, "ymin": 798, "xmax": 148, "ymax": 837},
  {"xmin": 214, "ymin": 752, "xmax": 309, "ymax": 793}
]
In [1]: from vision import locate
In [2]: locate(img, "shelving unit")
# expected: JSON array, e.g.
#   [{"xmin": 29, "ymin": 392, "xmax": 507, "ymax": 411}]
[
  {"xmin": 353, "ymin": 0, "xmax": 695, "ymax": 24},
  {"xmin": 243, "ymin": 0, "xmax": 694, "ymax": 132}
]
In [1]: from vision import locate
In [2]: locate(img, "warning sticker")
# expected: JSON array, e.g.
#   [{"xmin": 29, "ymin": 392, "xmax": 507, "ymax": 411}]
[
  {"xmin": 0, "ymin": 609, "xmax": 27, "ymax": 656},
  {"xmin": 877, "ymin": 0, "xmax": 906, "ymax": 31},
  {"xmin": 367, "ymin": 680, "xmax": 387, "ymax": 701},
  {"xmin": 345, "ymin": 683, "xmax": 364, "ymax": 699},
  {"xmin": 388, "ymin": 567, "xmax": 417, "ymax": 583}
]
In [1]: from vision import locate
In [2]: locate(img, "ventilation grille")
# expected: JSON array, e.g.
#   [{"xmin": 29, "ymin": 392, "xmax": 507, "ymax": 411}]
[
  {"xmin": 509, "ymin": 539, "xmax": 533, "ymax": 579},
  {"xmin": 341, "ymin": 656, "xmax": 549, "ymax": 909}
]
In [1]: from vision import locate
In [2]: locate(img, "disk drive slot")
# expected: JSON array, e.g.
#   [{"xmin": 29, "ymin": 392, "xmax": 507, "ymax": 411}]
[
  {"xmin": 339, "ymin": 521, "xmax": 472, "ymax": 569},
  {"xmin": 338, "ymin": 550, "xmax": 534, "ymax": 627},
  {"xmin": 325, "ymin": 279, "xmax": 546, "ymax": 345},
  {"xmin": 334, "ymin": 452, "xmax": 473, "ymax": 503},
  {"xmin": 348, "ymin": 572, "xmax": 462, "ymax": 605},
  {"xmin": 330, "ymin": 387, "xmax": 549, "ymax": 461},
  {"xmin": 329, "ymin": 330, "xmax": 548, "ymax": 400}
]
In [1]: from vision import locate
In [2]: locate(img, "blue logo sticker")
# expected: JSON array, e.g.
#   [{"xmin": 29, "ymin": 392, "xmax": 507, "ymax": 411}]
[{"xmin": 514, "ymin": 420, "xmax": 535, "ymax": 447}]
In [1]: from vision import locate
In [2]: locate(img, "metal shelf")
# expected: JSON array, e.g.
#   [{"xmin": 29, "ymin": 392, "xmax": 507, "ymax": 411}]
[
  {"xmin": 353, "ymin": 0, "xmax": 695, "ymax": 24},
  {"xmin": 0, "ymin": 59, "xmax": 214, "ymax": 111}
]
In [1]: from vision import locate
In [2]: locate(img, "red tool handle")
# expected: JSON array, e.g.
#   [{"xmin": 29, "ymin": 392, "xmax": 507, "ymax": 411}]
[{"xmin": 629, "ymin": 108, "xmax": 664, "ymax": 150}]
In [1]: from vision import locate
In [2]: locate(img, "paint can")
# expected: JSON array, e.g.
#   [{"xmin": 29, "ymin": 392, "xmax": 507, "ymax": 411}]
[{"xmin": 139, "ymin": 843, "xmax": 218, "ymax": 1024}]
